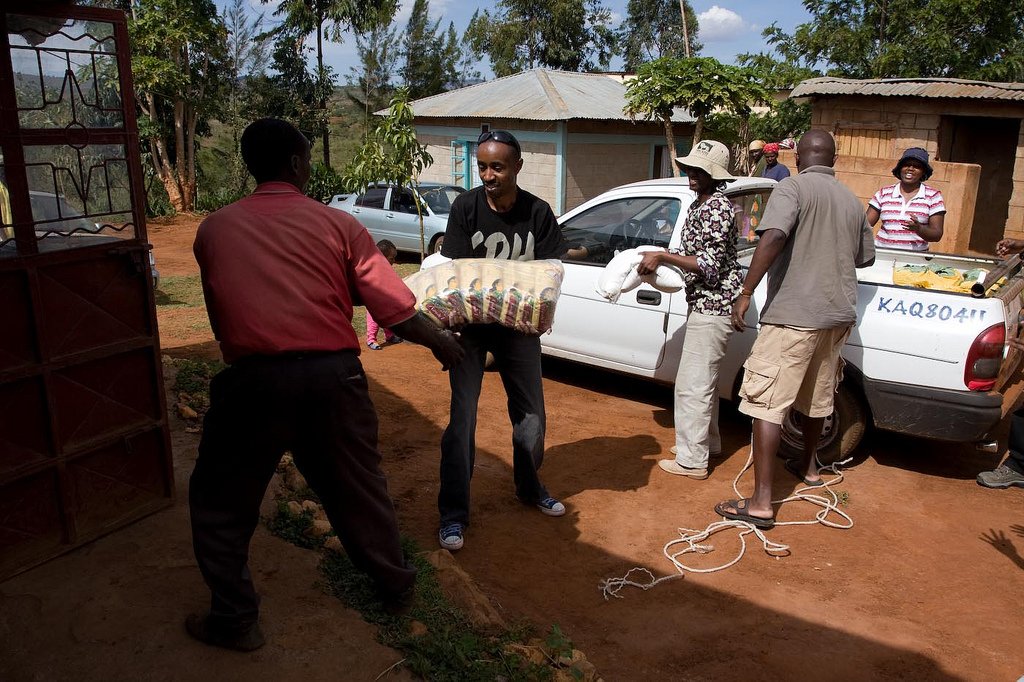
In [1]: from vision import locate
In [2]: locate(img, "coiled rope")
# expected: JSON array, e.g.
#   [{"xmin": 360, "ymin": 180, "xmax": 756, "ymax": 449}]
[{"xmin": 599, "ymin": 446, "xmax": 853, "ymax": 600}]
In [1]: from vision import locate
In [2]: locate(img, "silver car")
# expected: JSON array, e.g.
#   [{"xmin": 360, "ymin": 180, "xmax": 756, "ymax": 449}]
[{"xmin": 327, "ymin": 182, "xmax": 465, "ymax": 255}]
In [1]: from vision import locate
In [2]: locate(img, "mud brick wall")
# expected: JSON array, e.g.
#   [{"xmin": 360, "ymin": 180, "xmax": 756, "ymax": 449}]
[
  {"xmin": 776, "ymin": 149, "xmax": 980, "ymax": 254},
  {"xmin": 799, "ymin": 95, "xmax": 1024, "ymax": 246},
  {"xmin": 564, "ymin": 142, "xmax": 650, "ymax": 211}
]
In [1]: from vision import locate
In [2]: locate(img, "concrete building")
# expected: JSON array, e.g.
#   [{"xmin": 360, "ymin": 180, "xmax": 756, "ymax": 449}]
[
  {"xmin": 788, "ymin": 77, "xmax": 1024, "ymax": 253},
  {"xmin": 403, "ymin": 69, "xmax": 695, "ymax": 215}
]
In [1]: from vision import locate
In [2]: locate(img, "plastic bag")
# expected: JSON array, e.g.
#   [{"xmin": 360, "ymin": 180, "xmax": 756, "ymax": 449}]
[{"xmin": 404, "ymin": 258, "xmax": 564, "ymax": 335}]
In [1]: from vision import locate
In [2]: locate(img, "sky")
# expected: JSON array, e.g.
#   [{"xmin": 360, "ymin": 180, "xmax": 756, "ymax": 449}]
[{"xmin": 218, "ymin": 0, "xmax": 813, "ymax": 80}]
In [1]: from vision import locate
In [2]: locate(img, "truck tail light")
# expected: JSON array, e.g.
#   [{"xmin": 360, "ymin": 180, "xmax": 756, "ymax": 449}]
[{"xmin": 965, "ymin": 323, "xmax": 1005, "ymax": 391}]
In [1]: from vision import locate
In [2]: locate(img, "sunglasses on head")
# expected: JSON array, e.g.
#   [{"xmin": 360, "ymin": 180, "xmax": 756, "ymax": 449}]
[{"xmin": 477, "ymin": 130, "xmax": 521, "ymax": 154}]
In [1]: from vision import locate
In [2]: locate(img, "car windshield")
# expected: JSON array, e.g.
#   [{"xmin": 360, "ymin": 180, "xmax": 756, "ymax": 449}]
[{"xmin": 419, "ymin": 185, "xmax": 464, "ymax": 215}]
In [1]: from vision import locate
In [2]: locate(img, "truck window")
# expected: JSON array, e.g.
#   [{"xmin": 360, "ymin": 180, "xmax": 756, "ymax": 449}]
[
  {"xmin": 730, "ymin": 189, "xmax": 772, "ymax": 246},
  {"xmin": 560, "ymin": 197, "xmax": 682, "ymax": 265}
]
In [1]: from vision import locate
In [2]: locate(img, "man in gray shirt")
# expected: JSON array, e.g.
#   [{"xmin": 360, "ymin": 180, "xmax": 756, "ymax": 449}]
[{"xmin": 715, "ymin": 130, "xmax": 875, "ymax": 528}]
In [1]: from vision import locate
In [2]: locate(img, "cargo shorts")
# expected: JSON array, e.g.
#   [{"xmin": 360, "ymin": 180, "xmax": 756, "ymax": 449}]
[{"xmin": 737, "ymin": 324, "xmax": 852, "ymax": 425}]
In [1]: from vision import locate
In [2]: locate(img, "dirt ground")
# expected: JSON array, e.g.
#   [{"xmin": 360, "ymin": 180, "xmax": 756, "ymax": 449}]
[{"xmin": 5, "ymin": 214, "xmax": 1024, "ymax": 680}]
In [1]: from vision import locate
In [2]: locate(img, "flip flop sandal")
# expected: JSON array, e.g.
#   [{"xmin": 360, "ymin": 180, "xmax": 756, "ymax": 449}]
[
  {"xmin": 784, "ymin": 459, "xmax": 825, "ymax": 488},
  {"xmin": 714, "ymin": 498, "xmax": 774, "ymax": 529}
]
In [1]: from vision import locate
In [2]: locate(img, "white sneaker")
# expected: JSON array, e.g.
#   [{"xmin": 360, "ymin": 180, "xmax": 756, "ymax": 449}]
[
  {"xmin": 438, "ymin": 523, "xmax": 464, "ymax": 551},
  {"xmin": 535, "ymin": 496, "xmax": 566, "ymax": 517}
]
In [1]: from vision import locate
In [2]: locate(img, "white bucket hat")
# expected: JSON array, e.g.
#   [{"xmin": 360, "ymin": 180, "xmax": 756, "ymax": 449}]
[{"xmin": 675, "ymin": 139, "xmax": 734, "ymax": 181}]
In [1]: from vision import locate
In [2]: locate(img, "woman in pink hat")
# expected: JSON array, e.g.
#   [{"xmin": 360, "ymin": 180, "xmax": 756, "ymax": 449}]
[{"xmin": 868, "ymin": 147, "xmax": 946, "ymax": 251}]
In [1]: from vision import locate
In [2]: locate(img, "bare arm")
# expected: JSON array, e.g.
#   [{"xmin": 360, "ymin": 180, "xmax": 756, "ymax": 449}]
[
  {"xmin": 915, "ymin": 212, "xmax": 944, "ymax": 242},
  {"xmin": 730, "ymin": 228, "xmax": 788, "ymax": 332},
  {"xmin": 635, "ymin": 250, "xmax": 698, "ymax": 275},
  {"xmin": 997, "ymin": 238, "xmax": 1024, "ymax": 257},
  {"xmin": 389, "ymin": 313, "xmax": 464, "ymax": 370},
  {"xmin": 866, "ymin": 206, "xmax": 880, "ymax": 227}
]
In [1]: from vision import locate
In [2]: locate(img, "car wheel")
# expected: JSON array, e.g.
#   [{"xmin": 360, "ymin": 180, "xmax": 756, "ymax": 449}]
[
  {"xmin": 779, "ymin": 383, "xmax": 869, "ymax": 466},
  {"xmin": 429, "ymin": 234, "xmax": 445, "ymax": 255}
]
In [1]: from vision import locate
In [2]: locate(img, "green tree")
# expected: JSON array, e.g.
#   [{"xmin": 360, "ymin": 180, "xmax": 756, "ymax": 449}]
[
  {"xmin": 130, "ymin": 0, "xmax": 228, "ymax": 212},
  {"xmin": 619, "ymin": 0, "xmax": 701, "ymax": 71},
  {"xmin": 222, "ymin": 0, "xmax": 271, "ymax": 194},
  {"xmin": 264, "ymin": 0, "xmax": 399, "ymax": 167},
  {"xmin": 245, "ymin": 27, "xmax": 323, "ymax": 140},
  {"xmin": 347, "ymin": 22, "xmax": 401, "ymax": 125},
  {"xmin": 765, "ymin": 0, "xmax": 1024, "ymax": 81},
  {"xmin": 451, "ymin": 23, "xmax": 482, "ymax": 88},
  {"xmin": 466, "ymin": 0, "xmax": 616, "ymax": 77},
  {"xmin": 400, "ymin": 0, "xmax": 460, "ymax": 99},
  {"xmin": 342, "ymin": 89, "xmax": 434, "ymax": 259},
  {"xmin": 624, "ymin": 57, "xmax": 771, "ymax": 176},
  {"xmin": 734, "ymin": 51, "xmax": 816, "ymax": 168}
]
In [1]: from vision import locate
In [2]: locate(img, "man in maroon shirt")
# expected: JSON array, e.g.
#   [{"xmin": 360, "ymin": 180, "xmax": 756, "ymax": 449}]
[{"xmin": 186, "ymin": 118, "xmax": 462, "ymax": 651}]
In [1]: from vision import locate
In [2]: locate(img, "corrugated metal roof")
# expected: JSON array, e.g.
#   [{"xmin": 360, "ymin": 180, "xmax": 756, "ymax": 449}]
[
  {"xmin": 791, "ymin": 77, "xmax": 1024, "ymax": 101},
  {"xmin": 398, "ymin": 68, "xmax": 695, "ymax": 122}
]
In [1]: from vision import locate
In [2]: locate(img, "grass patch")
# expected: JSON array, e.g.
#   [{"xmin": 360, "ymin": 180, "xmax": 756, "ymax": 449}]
[
  {"xmin": 266, "ymin": 500, "xmax": 323, "ymax": 550},
  {"xmin": 269, "ymin": 501, "xmax": 581, "ymax": 681},
  {"xmin": 318, "ymin": 541, "xmax": 555, "ymax": 681},
  {"xmin": 155, "ymin": 275, "xmax": 205, "ymax": 308},
  {"xmin": 171, "ymin": 357, "xmax": 225, "ymax": 415}
]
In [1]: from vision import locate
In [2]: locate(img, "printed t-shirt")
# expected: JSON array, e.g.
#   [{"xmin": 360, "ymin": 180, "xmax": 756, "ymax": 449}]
[
  {"xmin": 441, "ymin": 186, "xmax": 567, "ymax": 261},
  {"xmin": 870, "ymin": 182, "xmax": 946, "ymax": 251},
  {"xmin": 193, "ymin": 182, "xmax": 415, "ymax": 363},
  {"xmin": 755, "ymin": 166, "xmax": 875, "ymax": 329}
]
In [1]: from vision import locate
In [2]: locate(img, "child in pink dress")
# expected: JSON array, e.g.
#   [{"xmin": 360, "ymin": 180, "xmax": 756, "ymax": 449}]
[{"xmin": 366, "ymin": 240, "xmax": 404, "ymax": 350}]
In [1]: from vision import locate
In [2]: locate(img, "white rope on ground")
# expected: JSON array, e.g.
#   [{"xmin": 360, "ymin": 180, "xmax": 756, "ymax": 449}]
[{"xmin": 600, "ymin": 443, "xmax": 853, "ymax": 600}]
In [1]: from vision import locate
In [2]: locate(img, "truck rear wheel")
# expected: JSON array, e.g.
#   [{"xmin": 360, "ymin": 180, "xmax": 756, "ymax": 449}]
[{"xmin": 780, "ymin": 384, "xmax": 869, "ymax": 466}]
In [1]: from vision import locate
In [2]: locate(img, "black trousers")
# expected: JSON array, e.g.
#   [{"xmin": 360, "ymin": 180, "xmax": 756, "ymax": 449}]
[
  {"xmin": 1006, "ymin": 407, "xmax": 1024, "ymax": 474},
  {"xmin": 189, "ymin": 351, "xmax": 415, "ymax": 628},
  {"xmin": 439, "ymin": 325, "xmax": 548, "ymax": 528}
]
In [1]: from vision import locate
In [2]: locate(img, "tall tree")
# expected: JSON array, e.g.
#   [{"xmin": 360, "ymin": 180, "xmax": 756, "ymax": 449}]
[
  {"xmin": 342, "ymin": 90, "xmax": 434, "ymax": 259},
  {"xmin": 619, "ymin": 0, "xmax": 701, "ymax": 71},
  {"xmin": 466, "ymin": 0, "xmax": 617, "ymax": 77},
  {"xmin": 454, "ymin": 14, "xmax": 484, "ymax": 87},
  {"xmin": 130, "ymin": 0, "xmax": 227, "ymax": 212},
  {"xmin": 244, "ymin": 27, "xmax": 323, "ymax": 140},
  {"xmin": 223, "ymin": 0, "xmax": 271, "ymax": 192},
  {"xmin": 264, "ymin": 0, "xmax": 399, "ymax": 167},
  {"xmin": 765, "ymin": 0, "xmax": 1024, "ymax": 81},
  {"xmin": 347, "ymin": 22, "xmax": 401, "ymax": 125},
  {"xmin": 625, "ymin": 56, "xmax": 771, "ymax": 175},
  {"xmin": 399, "ymin": 0, "xmax": 440, "ymax": 98}
]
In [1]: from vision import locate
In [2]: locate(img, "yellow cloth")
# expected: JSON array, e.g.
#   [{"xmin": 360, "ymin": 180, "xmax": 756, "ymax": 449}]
[
  {"xmin": 893, "ymin": 263, "xmax": 1006, "ymax": 295},
  {"xmin": 893, "ymin": 264, "xmax": 962, "ymax": 292}
]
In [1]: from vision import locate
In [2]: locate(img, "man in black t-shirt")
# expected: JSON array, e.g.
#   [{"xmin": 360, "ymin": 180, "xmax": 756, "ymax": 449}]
[{"xmin": 437, "ymin": 130, "xmax": 568, "ymax": 552}]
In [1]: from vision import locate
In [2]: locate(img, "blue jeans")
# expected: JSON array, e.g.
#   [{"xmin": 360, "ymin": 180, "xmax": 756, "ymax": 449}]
[{"xmin": 439, "ymin": 325, "xmax": 548, "ymax": 527}]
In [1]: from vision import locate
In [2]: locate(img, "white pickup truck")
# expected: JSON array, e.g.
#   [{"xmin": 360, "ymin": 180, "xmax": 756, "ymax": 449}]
[{"xmin": 542, "ymin": 176, "xmax": 1024, "ymax": 462}]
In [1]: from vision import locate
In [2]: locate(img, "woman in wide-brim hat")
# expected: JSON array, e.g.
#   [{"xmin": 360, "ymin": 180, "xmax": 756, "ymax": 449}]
[
  {"xmin": 636, "ymin": 139, "xmax": 741, "ymax": 480},
  {"xmin": 867, "ymin": 147, "xmax": 946, "ymax": 251}
]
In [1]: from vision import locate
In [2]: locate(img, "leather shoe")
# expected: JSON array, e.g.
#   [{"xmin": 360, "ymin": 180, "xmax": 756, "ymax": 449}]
[{"xmin": 185, "ymin": 613, "xmax": 266, "ymax": 652}]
